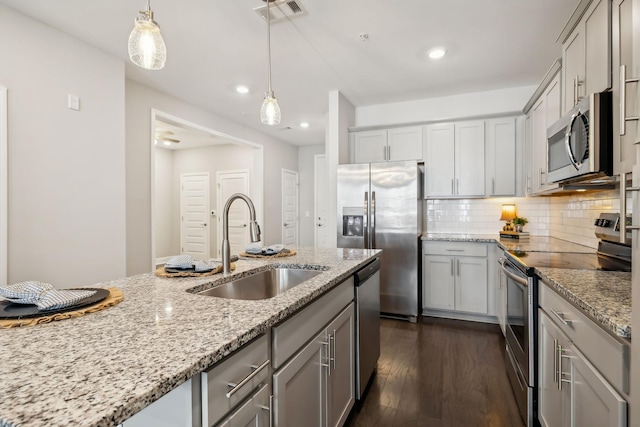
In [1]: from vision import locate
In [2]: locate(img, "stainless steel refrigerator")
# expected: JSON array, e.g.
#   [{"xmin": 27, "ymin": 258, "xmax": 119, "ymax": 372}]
[{"xmin": 337, "ymin": 160, "xmax": 422, "ymax": 322}]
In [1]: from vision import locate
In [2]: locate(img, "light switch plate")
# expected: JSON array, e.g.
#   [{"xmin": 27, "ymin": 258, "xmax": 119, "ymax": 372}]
[{"xmin": 67, "ymin": 94, "xmax": 80, "ymax": 111}]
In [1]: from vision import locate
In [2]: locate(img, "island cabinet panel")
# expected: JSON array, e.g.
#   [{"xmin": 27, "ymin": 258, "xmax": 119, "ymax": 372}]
[
  {"xmin": 272, "ymin": 278, "xmax": 355, "ymax": 427},
  {"xmin": 422, "ymin": 241, "xmax": 490, "ymax": 321},
  {"xmin": 122, "ymin": 379, "xmax": 196, "ymax": 427}
]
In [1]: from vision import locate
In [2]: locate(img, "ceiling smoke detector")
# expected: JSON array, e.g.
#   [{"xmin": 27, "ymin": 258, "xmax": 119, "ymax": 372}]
[{"xmin": 254, "ymin": 0, "xmax": 307, "ymax": 24}]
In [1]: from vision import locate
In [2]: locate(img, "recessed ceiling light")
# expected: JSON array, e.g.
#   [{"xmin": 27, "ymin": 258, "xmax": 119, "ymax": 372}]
[
  {"xmin": 163, "ymin": 141, "xmax": 171, "ymax": 146},
  {"xmin": 236, "ymin": 85, "xmax": 250, "ymax": 94},
  {"xmin": 428, "ymin": 48, "xmax": 447, "ymax": 59},
  {"xmin": 300, "ymin": 122, "xmax": 310, "ymax": 128}
]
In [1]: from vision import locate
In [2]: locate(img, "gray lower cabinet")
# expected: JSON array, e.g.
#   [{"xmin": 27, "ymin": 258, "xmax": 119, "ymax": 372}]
[
  {"xmin": 216, "ymin": 383, "xmax": 271, "ymax": 427},
  {"xmin": 273, "ymin": 302, "xmax": 355, "ymax": 427},
  {"xmin": 538, "ymin": 281, "xmax": 628, "ymax": 427}
]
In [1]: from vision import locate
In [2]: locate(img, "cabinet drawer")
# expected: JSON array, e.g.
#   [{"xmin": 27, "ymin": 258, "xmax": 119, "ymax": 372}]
[
  {"xmin": 202, "ymin": 334, "xmax": 270, "ymax": 427},
  {"xmin": 272, "ymin": 277, "xmax": 353, "ymax": 369},
  {"xmin": 423, "ymin": 241, "xmax": 487, "ymax": 257},
  {"xmin": 539, "ymin": 283, "xmax": 629, "ymax": 394}
]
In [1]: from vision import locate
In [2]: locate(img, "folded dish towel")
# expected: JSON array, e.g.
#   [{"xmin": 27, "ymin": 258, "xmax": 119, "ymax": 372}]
[
  {"xmin": 194, "ymin": 260, "xmax": 221, "ymax": 272},
  {"xmin": 244, "ymin": 244, "xmax": 287, "ymax": 255},
  {"xmin": 165, "ymin": 254, "xmax": 194, "ymax": 269},
  {"xmin": 0, "ymin": 281, "xmax": 96, "ymax": 311}
]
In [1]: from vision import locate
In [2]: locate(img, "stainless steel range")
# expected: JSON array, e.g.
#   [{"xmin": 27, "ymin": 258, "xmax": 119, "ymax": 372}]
[{"xmin": 500, "ymin": 213, "xmax": 631, "ymax": 427}]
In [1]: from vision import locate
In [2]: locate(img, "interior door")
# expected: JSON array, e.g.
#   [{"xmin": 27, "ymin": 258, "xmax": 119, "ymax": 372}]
[
  {"xmin": 314, "ymin": 155, "xmax": 330, "ymax": 247},
  {"xmin": 217, "ymin": 170, "xmax": 249, "ymax": 257},
  {"xmin": 180, "ymin": 173, "xmax": 210, "ymax": 260},
  {"xmin": 282, "ymin": 169, "xmax": 299, "ymax": 246}
]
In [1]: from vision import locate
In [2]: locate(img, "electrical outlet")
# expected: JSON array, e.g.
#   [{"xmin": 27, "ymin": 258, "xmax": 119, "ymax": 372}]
[
  {"xmin": 211, "ymin": 210, "xmax": 216, "ymax": 216},
  {"xmin": 67, "ymin": 94, "xmax": 80, "ymax": 111}
]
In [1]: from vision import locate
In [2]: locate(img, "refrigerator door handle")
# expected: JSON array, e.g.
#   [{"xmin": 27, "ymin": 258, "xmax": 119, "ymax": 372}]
[
  {"xmin": 371, "ymin": 191, "xmax": 376, "ymax": 249},
  {"xmin": 363, "ymin": 191, "xmax": 369, "ymax": 249}
]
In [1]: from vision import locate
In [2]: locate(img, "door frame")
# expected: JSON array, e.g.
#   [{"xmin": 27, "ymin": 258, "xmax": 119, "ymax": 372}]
[
  {"xmin": 150, "ymin": 109, "xmax": 264, "ymax": 271},
  {"xmin": 216, "ymin": 169, "xmax": 250, "ymax": 257},
  {"xmin": 0, "ymin": 86, "xmax": 7, "ymax": 284},
  {"xmin": 313, "ymin": 154, "xmax": 326, "ymax": 247},
  {"xmin": 281, "ymin": 168, "xmax": 299, "ymax": 246},
  {"xmin": 180, "ymin": 172, "xmax": 211, "ymax": 260}
]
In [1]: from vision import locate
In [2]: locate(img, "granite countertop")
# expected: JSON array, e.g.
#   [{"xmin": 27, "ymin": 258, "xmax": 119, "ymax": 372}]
[
  {"xmin": 0, "ymin": 247, "xmax": 380, "ymax": 427},
  {"xmin": 421, "ymin": 233, "xmax": 596, "ymax": 254},
  {"xmin": 536, "ymin": 268, "xmax": 632, "ymax": 340}
]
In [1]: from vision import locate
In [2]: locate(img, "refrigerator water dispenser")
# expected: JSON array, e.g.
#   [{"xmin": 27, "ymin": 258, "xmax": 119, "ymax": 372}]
[{"xmin": 342, "ymin": 207, "xmax": 364, "ymax": 236}]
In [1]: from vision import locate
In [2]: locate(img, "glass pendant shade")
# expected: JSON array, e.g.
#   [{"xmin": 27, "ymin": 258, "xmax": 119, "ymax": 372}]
[
  {"xmin": 128, "ymin": 13, "xmax": 166, "ymax": 70},
  {"xmin": 261, "ymin": 90, "xmax": 281, "ymax": 125}
]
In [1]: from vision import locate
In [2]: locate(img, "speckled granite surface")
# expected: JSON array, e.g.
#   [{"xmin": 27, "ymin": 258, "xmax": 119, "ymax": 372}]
[
  {"xmin": 422, "ymin": 233, "xmax": 596, "ymax": 254},
  {"xmin": 0, "ymin": 247, "xmax": 380, "ymax": 427},
  {"xmin": 536, "ymin": 268, "xmax": 632, "ymax": 340}
]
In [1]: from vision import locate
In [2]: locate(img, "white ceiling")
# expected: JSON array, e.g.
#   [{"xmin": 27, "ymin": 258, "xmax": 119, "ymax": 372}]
[{"xmin": 0, "ymin": 0, "xmax": 579, "ymax": 146}]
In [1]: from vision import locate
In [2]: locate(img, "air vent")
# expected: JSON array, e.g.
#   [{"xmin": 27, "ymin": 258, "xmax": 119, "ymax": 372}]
[{"xmin": 254, "ymin": 0, "xmax": 307, "ymax": 24}]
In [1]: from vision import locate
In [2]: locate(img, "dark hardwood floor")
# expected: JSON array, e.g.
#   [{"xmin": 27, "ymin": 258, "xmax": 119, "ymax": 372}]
[{"xmin": 346, "ymin": 317, "xmax": 525, "ymax": 427}]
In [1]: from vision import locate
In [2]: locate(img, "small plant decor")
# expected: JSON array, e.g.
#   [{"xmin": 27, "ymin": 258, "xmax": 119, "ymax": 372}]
[{"xmin": 513, "ymin": 216, "xmax": 528, "ymax": 232}]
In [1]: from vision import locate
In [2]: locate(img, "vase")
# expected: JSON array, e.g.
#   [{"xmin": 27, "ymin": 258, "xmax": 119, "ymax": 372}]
[{"xmin": 515, "ymin": 224, "xmax": 523, "ymax": 232}]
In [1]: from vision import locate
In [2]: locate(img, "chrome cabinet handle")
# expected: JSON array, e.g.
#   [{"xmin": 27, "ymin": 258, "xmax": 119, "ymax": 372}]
[
  {"xmin": 332, "ymin": 329, "xmax": 337, "ymax": 370},
  {"xmin": 573, "ymin": 76, "xmax": 577, "ymax": 106},
  {"xmin": 553, "ymin": 338, "xmax": 559, "ymax": 384},
  {"xmin": 550, "ymin": 308, "xmax": 573, "ymax": 327},
  {"xmin": 456, "ymin": 179, "xmax": 459, "ymax": 195},
  {"xmin": 446, "ymin": 249, "xmax": 464, "ymax": 252},
  {"xmin": 451, "ymin": 179, "xmax": 455, "ymax": 195},
  {"xmin": 450, "ymin": 259, "xmax": 454, "ymax": 276},
  {"xmin": 258, "ymin": 392, "xmax": 273, "ymax": 427},
  {"xmin": 456, "ymin": 258, "xmax": 460, "ymax": 276},
  {"xmin": 492, "ymin": 178, "xmax": 495, "ymax": 195},
  {"xmin": 321, "ymin": 339, "xmax": 331, "ymax": 374},
  {"xmin": 620, "ymin": 65, "xmax": 639, "ymax": 135},
  {"xmin": 557, "ymin": 344, "xmax": 571, "ymax": 391},
  {"xmin": 382, "ymin": 146, "xmax": 387, "ymax": 160},
  {"xmin": 387, "ymin": 145, "xmax": 391, "ymax": 160},
  {"xmin": 226, "ymin": 359, "xmax": 270, "ymax": 398}
]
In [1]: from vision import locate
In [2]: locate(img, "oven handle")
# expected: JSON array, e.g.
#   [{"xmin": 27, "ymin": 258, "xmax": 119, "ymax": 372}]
[{"xmin": 499, "ymin": 257, "xmax": 528, "ymax": 286}]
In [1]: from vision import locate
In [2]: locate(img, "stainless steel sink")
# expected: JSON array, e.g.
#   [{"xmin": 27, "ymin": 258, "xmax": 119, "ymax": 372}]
[{"xmin": 198, "ymin": 268, "xmax": 323, "ymax": 300}]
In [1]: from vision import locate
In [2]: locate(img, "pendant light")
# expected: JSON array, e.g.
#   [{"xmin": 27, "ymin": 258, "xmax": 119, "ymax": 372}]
[
  {"xmin": 260, "ymin": 0, "xmax": 281, "ymax": 125},
  {"xmin": 128, "ymin": 0, "xmax": 167, "ymax": 70}
]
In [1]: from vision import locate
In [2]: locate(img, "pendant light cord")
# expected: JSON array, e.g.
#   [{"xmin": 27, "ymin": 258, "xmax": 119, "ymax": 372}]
[{"xmin": 266, "ymin": 0, "xmax": 272, "ymax": 93}]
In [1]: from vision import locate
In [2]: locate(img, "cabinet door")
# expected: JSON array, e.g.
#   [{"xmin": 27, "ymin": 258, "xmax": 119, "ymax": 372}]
[
  {"xmin": 612, "ymin": 0, "xmax": 638, "ymax": 174},
  {"xmin": 524, "ymin": 112, "xmax": 534, "ymax": 196},
  {"xmin": 584, "ymin": 0, "xmax": 612, "ymax": 95},
  {"xmin": 563, "ymin": 29, "xmax": 586, "ymax": 113},
  {"xmin": 352, "ymin": 130, "xmax": 386, "ymax": 164},
  {"xmin": 326, "ymin": 304, "xmax": 355, "ymax": 427},
  {"xmin": 570, "ymin": 345, "xmax": 628, "ymax": 427},
  {"xmin": 455, "ymin": 121, "xmax": 485, "ymax": 197},
  {"xmin": 123, "ymin": 380, "xmax": 194, "ymax": 427},
  {"xmin": 531, "ymin": 97, "xmax": 548, "ymax": 193},
  {"xmin": 422, "ymin": 255, "xmax": 455, "ymax": 310},
  {"xmin": 455, "ymin": 257, "xmax": 488, "ymax": 314},
  {"xmin": 273, "ymin": 330, "xmax": 327, "ymax": 427},
  {"xmin": 538, "ymin": 311, "xmax": 569, "ymax": 427},
  {"xmin": 424, "ymin": 123, "xmax": 455, "ymax": 197},
  {"xmin": 545, "ymin": 73, "xmax": 562, "ymax": 127},
  {"xmin": 485, "ymin": 118, "xmax": 515, "ymax": 196},
  {"xmin": 387, "ymin": 126, "xmax": 423, "ymax": 161}
]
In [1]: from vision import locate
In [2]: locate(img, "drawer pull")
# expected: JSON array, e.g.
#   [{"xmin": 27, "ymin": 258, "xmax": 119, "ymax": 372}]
[
  {"xmin": 226, "ymin": 359, "xmax": 270, "ymax": 398},
  {"xmin": 446, "ymin": 249, "xmax": 464, "ymax": 252},
  {"xmin": 550, "ymin": 309, "xmax": 573, "ymax": 327}
]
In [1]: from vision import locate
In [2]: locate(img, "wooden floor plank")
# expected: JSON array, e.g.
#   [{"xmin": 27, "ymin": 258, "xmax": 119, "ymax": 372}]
[{"xmin": 346, "ymin": 317, "xmax": 525, "ymax": 427}]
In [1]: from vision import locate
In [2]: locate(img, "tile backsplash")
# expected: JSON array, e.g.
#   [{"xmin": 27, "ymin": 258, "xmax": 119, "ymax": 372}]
[{"xmin": 425, "ymin": 189, "xmax": 628, "ymax": 249}]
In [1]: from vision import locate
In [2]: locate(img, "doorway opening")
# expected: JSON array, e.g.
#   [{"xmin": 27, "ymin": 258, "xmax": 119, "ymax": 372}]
[{"xmin": 150, "ymin": 110, "xmax": 263, "ymax": 269}]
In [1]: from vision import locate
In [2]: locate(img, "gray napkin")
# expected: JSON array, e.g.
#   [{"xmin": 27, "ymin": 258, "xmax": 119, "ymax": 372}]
[{"xmin": 0, "ymin": 281, "xmax": 96, "ymax": 311}]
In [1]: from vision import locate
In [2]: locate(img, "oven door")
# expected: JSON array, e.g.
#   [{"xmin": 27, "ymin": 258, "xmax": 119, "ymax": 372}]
[{"xmin": 502, "ymin": 258, "xmax": 531, "ymax": 385}]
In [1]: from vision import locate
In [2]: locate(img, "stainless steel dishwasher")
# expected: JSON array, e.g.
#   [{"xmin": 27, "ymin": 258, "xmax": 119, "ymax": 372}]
[{"xmin": 354, "ymin": 257, "xmax": 381, "ymax": 400}]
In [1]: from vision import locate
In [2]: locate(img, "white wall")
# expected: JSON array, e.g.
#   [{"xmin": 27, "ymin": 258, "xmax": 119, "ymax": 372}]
[
  {"xmin": 170, "ymin": 144, "xmax": 256, "ymax": 257},
  {"xmin": 154, "ymin": 147, "xmax": 175, "ymax": 259},
  {"xmin": 0, "ymin": 5, "xmax": 126, "ymax": 287},
  {"xmin": 298, "ymin": 144, "xmax": 325, "ymax": 246},
  {"xmin": 355, "ymin": 86, "xmax": 537, "ymax": 127},
  {"xmin": 126, "ymin": 80, "xmax": 298, "ymax": 275}
]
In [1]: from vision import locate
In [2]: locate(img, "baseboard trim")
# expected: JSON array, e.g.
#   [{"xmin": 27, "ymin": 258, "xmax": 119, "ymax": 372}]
[{"xmin": 422, "ymin": 309, "xmax": 499, "ymax": 325}]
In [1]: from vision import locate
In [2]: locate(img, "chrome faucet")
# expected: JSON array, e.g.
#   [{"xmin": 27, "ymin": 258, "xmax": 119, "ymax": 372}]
[{"xmin": 222, "ymin": 193, "xmax": 261, "ymax": 274}]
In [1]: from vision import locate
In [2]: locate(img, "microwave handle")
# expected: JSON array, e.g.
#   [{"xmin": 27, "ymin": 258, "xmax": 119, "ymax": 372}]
[{"xmin": 564, "ymin": 111, "xmax": 582, "ymax": 171}]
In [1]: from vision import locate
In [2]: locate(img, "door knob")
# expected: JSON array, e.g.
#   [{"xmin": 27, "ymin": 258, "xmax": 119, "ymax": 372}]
[{"xmin": 283, "ymin": 223, "xmax": 288, "ymax": 227}]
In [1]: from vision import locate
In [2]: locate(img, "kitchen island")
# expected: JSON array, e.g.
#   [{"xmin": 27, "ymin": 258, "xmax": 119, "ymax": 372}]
[{"xmin": 0, "ymin": 247, "xmax": 380, "ymax": 427}]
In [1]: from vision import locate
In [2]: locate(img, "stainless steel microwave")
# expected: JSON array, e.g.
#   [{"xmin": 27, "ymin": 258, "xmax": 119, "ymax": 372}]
[{"xmin": 546, "ymin": 92, "xmax": 613, "ymax": 184}]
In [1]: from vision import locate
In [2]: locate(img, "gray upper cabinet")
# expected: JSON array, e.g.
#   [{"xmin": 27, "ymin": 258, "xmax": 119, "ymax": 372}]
[
  {"xmin": 350, "ymin": 126, "xmax": 423, "ymax": 164},
  {"xmin": 612, "ymin": 0, "xmax": 638, "ymax": 174},
  {"xmin": 485, "ymin": 117, "xmax": 516, "ymax": 197},
  {"xmin": 561, "ymin": 0, "xmax": 611, "ymax": 114}
]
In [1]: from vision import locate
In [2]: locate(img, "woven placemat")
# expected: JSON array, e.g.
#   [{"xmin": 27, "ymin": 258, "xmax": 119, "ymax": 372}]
[
  {"xmin": 0, "ymin": 287, "xmax": 124, "ymax": 329},
  {"xmin": 239, "ymin": 249, "xmax": 297, "ymax": 259},
  {"xmin": 154, "ymin": 263, "xmax": 235, "ymax": 278}
]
